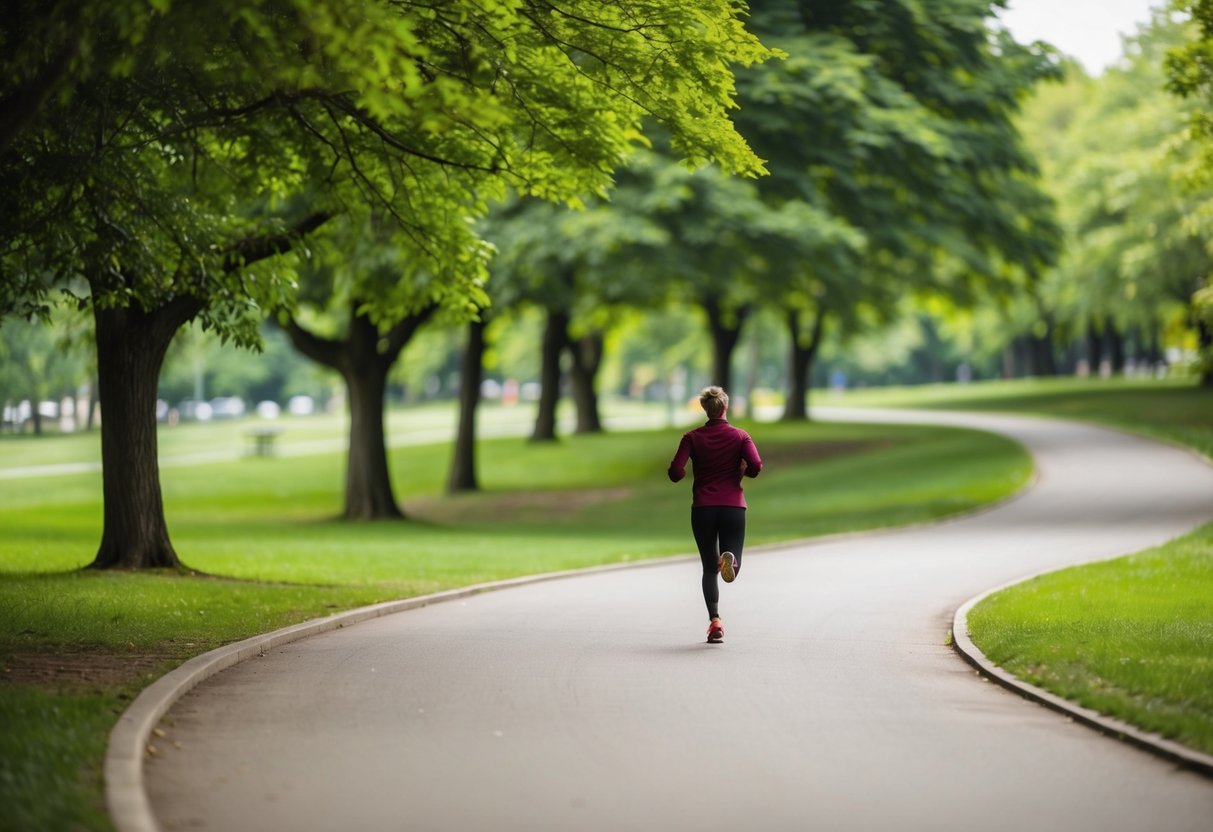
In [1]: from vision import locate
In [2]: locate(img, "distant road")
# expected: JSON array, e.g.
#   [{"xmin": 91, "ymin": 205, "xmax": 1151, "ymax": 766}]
[{"xmin": 143, "ymin": 409, "xmax": 1213, "ymax": 832}]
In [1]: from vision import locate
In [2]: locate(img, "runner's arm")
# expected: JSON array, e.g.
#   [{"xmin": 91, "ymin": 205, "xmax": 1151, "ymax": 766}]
[
  {"xmin": 741, "ymin": 436, "xmax": 762, "ymax": 478},
  {"xmin": 668, "ymin": 435, "xmax": 691, "ymax": 482}
]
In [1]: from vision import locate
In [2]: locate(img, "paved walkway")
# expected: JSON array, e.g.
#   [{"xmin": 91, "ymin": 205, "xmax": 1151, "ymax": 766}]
[{"xmin": 143, "ymin": 410, "xmax": 1213, "ymax": 832}]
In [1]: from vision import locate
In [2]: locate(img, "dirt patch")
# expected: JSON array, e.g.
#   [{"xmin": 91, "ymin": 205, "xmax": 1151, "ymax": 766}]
[
  {"xmin": 1, "ymin": 647, "xmax": 194, "ymax": 693},
  {"xmin": 760, "ymin": 439, "xmax": 893, "ymax": 467},
  {"xmin": 409, "ymin": 486, "xmax": 633, "ymax": 524}
]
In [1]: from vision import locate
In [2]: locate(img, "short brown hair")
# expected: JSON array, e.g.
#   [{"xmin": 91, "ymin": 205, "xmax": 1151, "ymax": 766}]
[{"xmin": 699, "ymin": 386, "xmax": 728, "ymax": 418}]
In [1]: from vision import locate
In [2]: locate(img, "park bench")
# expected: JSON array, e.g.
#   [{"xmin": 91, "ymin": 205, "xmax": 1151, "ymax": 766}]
[{"xmin": 244, "ymin": 426, "xmax": 281, "ymax": 457}]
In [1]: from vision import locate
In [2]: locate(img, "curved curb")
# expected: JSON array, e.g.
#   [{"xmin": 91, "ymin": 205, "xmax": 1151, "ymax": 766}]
[
  {"xmin": 952, "ymin": 578, "xmax": 1213, "ymax": 779},
  {"xmin": 104, "ymin": 555, "xmax": 687, "ymax": 832}
]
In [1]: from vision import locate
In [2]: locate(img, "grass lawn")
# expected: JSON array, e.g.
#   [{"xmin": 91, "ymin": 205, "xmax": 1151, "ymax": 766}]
[
  {"xmin": 966, "ymin": 524, "xmax": 1213, "ymax": 755},
  {"xmin": 833, "ymin": 376, "xmax": 1213, "ymax": 756},
  {"xmin": 0, "ymin": 410, "xmax": 1030, "ymax": 831}
]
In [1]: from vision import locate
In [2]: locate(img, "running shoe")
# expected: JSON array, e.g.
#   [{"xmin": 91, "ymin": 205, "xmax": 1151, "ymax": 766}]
[
  {"xmin": 707, "ymin": 618, "xmax": 724, "ymax": 643},
  {"xmin": 720, "ymin": 551, "xmax": 737, "ymax": 583}
]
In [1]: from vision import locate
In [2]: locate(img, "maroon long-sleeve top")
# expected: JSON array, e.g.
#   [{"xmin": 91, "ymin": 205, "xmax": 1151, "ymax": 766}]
[{"xmin": 667, "ymin": 417, "xmax": 763, "ymax": 508}]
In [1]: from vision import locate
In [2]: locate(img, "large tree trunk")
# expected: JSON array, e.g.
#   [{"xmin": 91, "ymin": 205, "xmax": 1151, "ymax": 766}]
[
  {"xmin": 702, "ymin": 299, "xmax": 749, "ymax": 393},
  {"xmin": 1106, "ymin": 321, "xmax": 1125, "ymax": 375},
  {"xmin": 285, "ymin": 303, "xmax": 433, "ymax": 519},
  {"xmin": 568, "ymin": 332, "xmax": 604, "ymax": 435},
  {"xmin": 448, "ymin": 318, "xmax": 486, "ymax": 493},
  {"xmin": 1198, "ymin": 315, "xmax": 1213, "ymax": 388},
  {"xmin": 89, "ymin": 297, "xmax": 201, "ymax": 569},
  {"xmin": 1145, "ymin": 322, "xmax": 1163, "ymax": 367},
  {"xmin": 1030, "ymin": 331, "xmax": 1057, "ymax": 376},
  {"xmin": 782, "ymin": 307, "xmax": 826, "ymax": 422},
  {"xmin": 343, "ymin": 364, "xmax": 401, "ymax": 519},
  {"xmin": 531, "ymin": 307, "xmax": 569, "ymax": 442},
  {"xmin": 1086, "ymin": 319, "xmax": 1104, "ymax": 374}
]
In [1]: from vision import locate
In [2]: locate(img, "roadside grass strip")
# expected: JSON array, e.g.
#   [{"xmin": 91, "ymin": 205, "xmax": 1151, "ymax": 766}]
[{"xmin": 966, "ymin": 523, "xmax": 1213, "ymax": 756}]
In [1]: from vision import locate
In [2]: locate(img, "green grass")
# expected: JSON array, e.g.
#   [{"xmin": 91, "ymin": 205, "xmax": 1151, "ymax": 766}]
[
  {"xmin": 966, "ymin": 525, "xmax": 1213, "ymax": 755},
  {"xmin": 0, "ymin": 411, "xmax": 1031, "ymax": 831},
  {"xmin": 0, "ymin": 688, "xmax": 118, "ymax": 832}
]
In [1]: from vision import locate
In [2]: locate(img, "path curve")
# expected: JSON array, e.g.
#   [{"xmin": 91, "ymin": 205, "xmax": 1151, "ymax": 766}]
[{"xmin": 138, "ymin": 410, "xmax": 1213, "ymax": 832}]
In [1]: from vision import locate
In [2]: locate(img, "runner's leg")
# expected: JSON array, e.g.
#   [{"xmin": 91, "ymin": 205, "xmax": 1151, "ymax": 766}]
[
  {"xmin": 717, "ymin": 507, "xmax": 746, "ymax": 576},
  {"xmin": 690, "ymin": 507, "xmax": 721, "ymax": 620}
]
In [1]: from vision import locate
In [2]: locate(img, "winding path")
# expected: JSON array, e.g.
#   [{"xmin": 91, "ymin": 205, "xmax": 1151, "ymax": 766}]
[{"xmin": 141, "ymin": 410, "xmax": 1213, "ymax": 832}]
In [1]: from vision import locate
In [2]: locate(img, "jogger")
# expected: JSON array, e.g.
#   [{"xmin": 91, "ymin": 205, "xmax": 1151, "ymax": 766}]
[{"xmin": 668, "ymin": 386, "xmax": 762, "ymax": 642}]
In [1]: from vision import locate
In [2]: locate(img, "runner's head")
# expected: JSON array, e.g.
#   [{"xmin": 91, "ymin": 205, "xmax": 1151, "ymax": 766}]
[{"xmin": 699, "ymin": 386, "xmax": 728, "ymax": 419}]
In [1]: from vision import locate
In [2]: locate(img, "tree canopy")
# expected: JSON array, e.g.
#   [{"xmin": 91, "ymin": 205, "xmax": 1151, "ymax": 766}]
[
  {"xmin": 725, "ymin": 0, "xmax": 1060, "ymax": 415},
  {"xmin": 2, "ymin": 0, "xmax": 775, "ymax": 336},
  {"xmin": 1167, "ymin": 1, "xmax": 1213, "ymax": 382}
]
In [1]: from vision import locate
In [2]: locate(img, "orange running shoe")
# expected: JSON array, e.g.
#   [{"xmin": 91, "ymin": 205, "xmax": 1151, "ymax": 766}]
[
  {"xmin": 720, "ymin": 551, "xmax": 737, "ymax": 583},
  {"xmin": 707, "ymin": 618, "xmax": 724, "ymax": 643}
]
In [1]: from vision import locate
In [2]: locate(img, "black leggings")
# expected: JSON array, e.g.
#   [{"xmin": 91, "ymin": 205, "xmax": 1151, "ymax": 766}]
[{"xmin": 690, "ymin": 506, "xmax": 746, "ymax": 620}]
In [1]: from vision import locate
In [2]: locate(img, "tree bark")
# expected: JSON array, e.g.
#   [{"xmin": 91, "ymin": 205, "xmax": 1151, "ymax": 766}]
[
  {"xmin": 343, "ymin": 354, "xmax": 402, "ymax": 520},
  {"xmin": 284, "ymin": 302, "xmax": 434, "ymax": 519},
  {"xmin": 568, "ymin": 332, "xmax": 604, "ymax": 435},
  {"xmin": 702, "ymin": 299, "xmax": 749, "ymax": 394},
  {"xmin": 1105, "ymin": 321, "xmax": 1125, "ymax": 375},
  {"xmin": 89, "ymin": 296, "xmax": 202, "ymax": 569},
  {"xmin": 448, "ymin": 318, "xmax": 486, "ymax": 493},
  {"xmin": 1146, "ymin": 323, "xmax": 1163, "ymax": 366},
  {"xmin": 1030, "ymin": 331, "xmax": 1057, "ymax": 376},
  {"xmin": 1198, "ymin": 315, "xmax": 1213, "ymax": 388},
  {"xmin": 782, "ymin": 307, "xmax": 826, "ymax": 422},
  {"xmin": 1086, "ymin": 319, "xmax": 1104, "ymax": 373},
  {"xmin": 531, "ymin": 307, "xmax": 569, "ymax": 442}
]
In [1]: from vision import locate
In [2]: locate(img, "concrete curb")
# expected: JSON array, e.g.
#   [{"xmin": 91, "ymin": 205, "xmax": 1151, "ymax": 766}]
[
  {"xmin": 952, "ymin": 577, "xmax": 1213, "ymax": 779},
  {"xmin": 104, "ymin": 554, "xmax": 688, "ymax": 832}
]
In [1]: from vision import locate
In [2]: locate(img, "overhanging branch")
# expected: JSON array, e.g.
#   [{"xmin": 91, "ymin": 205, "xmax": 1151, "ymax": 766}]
[{"xmin": 223, "ymin": 211, "xmax": 332, "ymax": 272}]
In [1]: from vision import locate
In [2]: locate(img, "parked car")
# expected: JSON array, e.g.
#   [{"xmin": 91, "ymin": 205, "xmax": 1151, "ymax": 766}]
[{"xmin": 209, "ymin": 397, "xmax": 246, "ymax": 419}]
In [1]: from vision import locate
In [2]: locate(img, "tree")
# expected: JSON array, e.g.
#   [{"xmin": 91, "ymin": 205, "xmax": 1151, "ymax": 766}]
[
  {"xmin": 280, "ymin": 212, "xmax": 446, "ymax": 520},
  {"xmin": 448, "ymin": 316, "xmax": 488, "ymax": 493},
  {"xmin": 734, "ymin": 0, "xmax": 1060, "ymax": 417},
  {"xmin": 608, "ymin": 147, "xmax": 862, "ymax": 408},
  {"xmin": 998, "ymin": 12, "xmax": 1213, "ymax": 382},
  {"xmin": 1, "ymin": 1, "xmax": 777, "ymax": 567},
  {"xmin": 484, "ymin": 192, "xmax": 668, "ymax": 442},
  {"xmin": 1167, "ymin": 2, "xmax": 1213, "ymax": 384}
]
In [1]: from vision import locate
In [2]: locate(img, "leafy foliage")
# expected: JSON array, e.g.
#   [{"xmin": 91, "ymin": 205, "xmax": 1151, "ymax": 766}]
[
  {"xmin": 736, "ymin": 0, "xmax": 1061, "ymax": 326},
  {"xmin": 1008, "ymin": 12, "xmax": 1213, "ymax": 371},
  {"xmin": 1, "ymin": 0, "xmax": 776, "ymax": 342}
]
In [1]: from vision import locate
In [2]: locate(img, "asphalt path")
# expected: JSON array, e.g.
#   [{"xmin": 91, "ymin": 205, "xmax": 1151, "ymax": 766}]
[{"xmin": 144, "ymin": 409, "xmax": 1213, "ymax": 832}]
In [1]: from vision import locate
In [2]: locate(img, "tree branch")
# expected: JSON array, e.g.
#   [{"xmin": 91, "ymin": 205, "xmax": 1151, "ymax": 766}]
[
  {"xmin": 280, "ymin": 316, "xmax": 345, "ymax": 370},
  {"xmin": 382, "ymin": 302, "xmax": 438, "ymax": 359},
  {"xmin": 325, "ymin": 96, "xmax": 499, "ymax": 173},
  {"xmin": 223, "ymin": 212, "xmax": 333, "ymax": 272}
]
